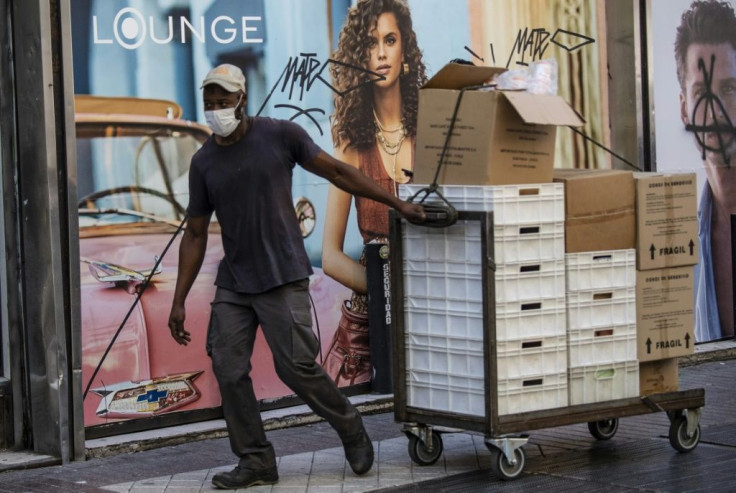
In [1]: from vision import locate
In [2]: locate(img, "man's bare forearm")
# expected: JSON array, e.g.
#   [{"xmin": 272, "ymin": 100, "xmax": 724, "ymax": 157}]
[
  {"xmin": 307, "ymin": 151, "xmax": 404, "ymax": 208},
  {"xmin": 304, "ymin": 151, "xmax": 425, "ymax": 224},
  {"xmin": 172, "ymin": 227, "xmax": 208, "ymax": 307},
  {"xmin": 331, "ymin": 162, "xmax": 406, "ymax": 209}
]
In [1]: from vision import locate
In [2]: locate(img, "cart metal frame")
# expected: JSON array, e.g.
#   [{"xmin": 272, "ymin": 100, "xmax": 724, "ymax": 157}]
[{"xmin": 389, "ymin": 210, "xmax": 705, "ymax": 480}]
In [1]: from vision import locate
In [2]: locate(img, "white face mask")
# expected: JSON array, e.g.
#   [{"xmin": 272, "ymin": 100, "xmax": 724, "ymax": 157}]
[{"xmin": 205, "ymin": 95, "xmax": 243, "ymax": 137}]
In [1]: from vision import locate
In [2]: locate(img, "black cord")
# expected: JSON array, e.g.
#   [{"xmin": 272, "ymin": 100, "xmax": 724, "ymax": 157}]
[
  {"xmin": 407, "ymin": 85, "xmax": 491, "ymax": 227},
  {"xmin": 432, "ymin": 84, "xmax": 641, "ymax": 176},
  {"xmin": 567, "ymin": 126, "xmax": 641, "ymax": 171},
  {"xmin": 430, "ymin": 84, "xmax": 486, "ymax": 189},
  {"xmin": 82, "ymin": 215, "xmax": 188, "ymax": 400},
  {"xmin": 434, "ymin": 89, "xmax": 639, "ymax": 175}
]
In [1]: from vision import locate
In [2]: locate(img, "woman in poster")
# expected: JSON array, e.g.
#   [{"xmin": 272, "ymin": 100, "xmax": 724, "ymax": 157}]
[{"xmin": 322, "ymin": 0, "xmax": 427, "ymax": 385}]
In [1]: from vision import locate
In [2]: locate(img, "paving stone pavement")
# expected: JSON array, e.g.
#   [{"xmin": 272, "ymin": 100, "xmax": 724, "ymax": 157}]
[
  {"xmin": 0, "ymin": 342, "xmax": 734, "ymax": 492},
  {"xmin": 100, "ymin": 433, "xmax": 490, "ymax": 493}
]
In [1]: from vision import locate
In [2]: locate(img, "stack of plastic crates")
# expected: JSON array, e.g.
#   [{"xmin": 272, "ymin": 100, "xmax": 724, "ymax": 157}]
[
  {"xmin": 399, "ymin": 216, "xmax": 485, "ymax": 417},
  {"xmin": 400, "ymin": 184, "xmax": 568, "ymax": 416},
  {"xmin": 565, "ymin": 249, "xmax": 639, "ymax": 404}
]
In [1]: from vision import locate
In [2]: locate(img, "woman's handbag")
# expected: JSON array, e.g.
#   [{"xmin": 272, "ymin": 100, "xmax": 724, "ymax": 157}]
[{"xmin": 323, "ymin": 300, "xmax": 371, "ymax": 386}]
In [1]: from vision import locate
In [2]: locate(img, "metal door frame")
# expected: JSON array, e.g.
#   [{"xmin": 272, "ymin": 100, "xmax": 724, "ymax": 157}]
[{"xmin": 0, "ymin": 0, "xmax": 83, "ymax": 460}]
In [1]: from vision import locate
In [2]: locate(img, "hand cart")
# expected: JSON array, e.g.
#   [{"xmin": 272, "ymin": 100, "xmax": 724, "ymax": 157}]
[{"xmin": 388, "ymin": 209, "xmax": 705, "ymax": 481}]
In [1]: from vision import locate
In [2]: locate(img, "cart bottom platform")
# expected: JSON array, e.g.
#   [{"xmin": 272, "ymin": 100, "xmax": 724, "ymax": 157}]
[{"xmin": 401, "ymin": 388, "xmax": 705, "ymax": 480}]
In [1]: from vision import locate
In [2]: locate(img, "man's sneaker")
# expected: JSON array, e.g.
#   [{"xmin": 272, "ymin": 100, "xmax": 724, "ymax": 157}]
[
  {"xmin": 343, "ymin": 429, "xmax": 374, "ymax": 475},
  {"xmin": 211, "ymin": 465, "xmax": 279, "ymax": 490}
]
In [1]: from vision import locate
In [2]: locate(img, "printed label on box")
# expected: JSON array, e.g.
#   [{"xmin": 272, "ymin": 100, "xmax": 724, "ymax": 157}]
[
  {"xmin": 636, "ymin": 266, "xmax": 695, "ymax": 361},
  {"xmin": 635, "ymin": 173, "xmax": 698, "ymax": 270}
]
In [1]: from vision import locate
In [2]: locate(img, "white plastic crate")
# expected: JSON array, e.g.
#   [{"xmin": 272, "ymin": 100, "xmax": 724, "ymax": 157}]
[
  {"xmin": 497, "ymin": 334, "xmax": 568, "ymax": 380},
  {"xmin": 405, "ymin": 305, "xmax": 483, "ymax": 341},
  {"xmin": 399, "ymin": 183, "xmax": 564, "ymax": 225},
  {"xmin": 405, "ymin": 259, "xmax": 565, "ymax": 305},
  {"xmin": 402, "ymin": 220, "xmax": 481, "ymax": 263},
  {"xmin": 495, "ymin": 258, "xmax": 566, "ymax": 304},
  {"xmin": 566, "ymin": 286, "xmax": 636, "ymax": 330},
  {"xmin": 495, "ymin": 296, "xmax": 567, "ymax": 341},
  {"xmin": 565, "ymin": 249, "xmax": 636, "ymax": 292},
  {"xmin": 406, "ymin": 333, "xmax": 484, "ymax": 376},
  {"xmin": 406, "ymin": 333, "xmax": 485, "ymax": 351},
  {"xmin": 406, "ymin": 296, "xmax": 482, "ymax": 315},
  {"xmin": 568, "ymin": 360, "xmax": 640, "ymax": 405},
  {"xmin": 404, "ymin": 221, "xmax": 564, "ymax": 265},
  {"xmin": 406, "ymin": 370, "xmax": 485, "ymax": 417},
  {"xmin": 406, "ymin": 258, "xmax": 482, "ymax": 277},
  {"xmin": 497, "ymin": 371, "xmax": 568, "ymax": 415},
  {"xmin": 405, "ymin": 270, "xmax": 482, "ymax": 302},
  {"xmin": 494, "ymin": 221, "xmax": 565, "ymax": 264},
  {"xmin": 567, "ymin": 324, "xmax": 637, "ymax": 367}
]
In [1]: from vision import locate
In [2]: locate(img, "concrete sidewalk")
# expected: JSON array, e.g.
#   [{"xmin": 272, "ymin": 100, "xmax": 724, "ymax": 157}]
[{"xmin": 0, "ymin": 339, "xmax": 734, "ymax": 492}]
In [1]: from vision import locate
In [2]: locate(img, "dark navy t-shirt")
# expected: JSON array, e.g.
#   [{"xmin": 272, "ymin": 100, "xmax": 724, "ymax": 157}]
[{"xmin": 187, "ymin": 117, "xmax": 321, "ymax": 293}]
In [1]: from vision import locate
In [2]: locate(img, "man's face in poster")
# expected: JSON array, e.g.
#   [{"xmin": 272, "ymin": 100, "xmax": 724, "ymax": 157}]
[{"xmin": 680, "ymin": 42, "xmax": 736, "ymax": 168}]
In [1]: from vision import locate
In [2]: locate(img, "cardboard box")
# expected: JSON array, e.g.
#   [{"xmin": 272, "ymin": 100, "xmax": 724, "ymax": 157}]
[
  {"xmin": 634, "ymin": 173, "xmax": 698, "ymax": 270},
  {"xmin": 413, "ymin": 63, "xmax": 585, "ymax": 186},
  {"xmin": 639, "ymin": 358, "xmax": 679, "ymax": 395},
  {"xmin": 553, "ymin": 169, "xmax": 635, "ymax": 253},
  {"xmin": 636, "ymin": 266, "xmax": 695, "ymax": 362}
]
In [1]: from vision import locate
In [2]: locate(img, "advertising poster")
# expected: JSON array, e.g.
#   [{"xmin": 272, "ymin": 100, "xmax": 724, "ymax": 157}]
[
  {"xmin": 650, "ymin": 0, "xmax": 736, "ymax": 342},
  {"xmin": 71, "ymin": 0, "xmax": 604, "ymax": 431}
]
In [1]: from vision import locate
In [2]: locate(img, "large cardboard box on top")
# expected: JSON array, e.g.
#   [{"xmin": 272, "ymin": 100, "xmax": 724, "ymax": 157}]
[
  {"xmin": 636, "ymin": 266, "xmax": 695, "ymax": 362},
  {"xmin": 413, "ymin": 63, "xmax": 585, "ymax": 186},
  {"xmin": 634, "ymin": 173, "xmax": 698, "ymax": 270},
  {"xmin": 553, "ymin": 169, "xmax": 635, "ymax": 252}
]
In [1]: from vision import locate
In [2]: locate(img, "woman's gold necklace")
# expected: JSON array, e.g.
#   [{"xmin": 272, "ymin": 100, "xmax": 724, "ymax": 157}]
[
  {"xmin": 373, "ymin": 108, "xmax": 406, "ymax": 156},
  {"xmin": 373, "ymin": 109, "xmax": 406, "ymax": 196}
]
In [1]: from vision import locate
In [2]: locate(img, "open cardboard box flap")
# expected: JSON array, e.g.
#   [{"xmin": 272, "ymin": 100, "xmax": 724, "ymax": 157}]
[
  {"xmin": 423, "ymin": 62, "xmax": 585, "ymax": 127},
  {"xmin": 423, "ymin": 62, "xmax": 504, "ymax": 89},
  {"xmin": 503, "ymin": 91, "xmax": 585, "ymax": 127}
]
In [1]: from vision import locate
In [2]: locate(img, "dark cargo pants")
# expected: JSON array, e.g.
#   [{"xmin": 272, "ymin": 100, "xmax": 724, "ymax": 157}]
[{"xmin": 207, "ymin": 280, "xmax": 364, "ymax": 471}]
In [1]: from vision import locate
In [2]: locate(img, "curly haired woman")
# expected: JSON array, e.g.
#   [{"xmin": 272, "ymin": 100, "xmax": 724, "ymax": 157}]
[{"xmin": 322, "ymin": 0, "xmax": 427, "ymax": 386}]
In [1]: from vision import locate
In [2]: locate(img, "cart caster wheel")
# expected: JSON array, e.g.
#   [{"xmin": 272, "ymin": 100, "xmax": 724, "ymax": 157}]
[
  {"xmin": 408, "ymin": 431, "xmax": 443, "ymax": 466},
  {"xmin": 587, "ymin": 418, "xmax": 619, "ymax": 440},
  {"xmin": 669, "ymin": 415, "xmax": 700, "ymax": 452},
  {"xmin": 490, "ymin": 446, "xmax": 525, "ymax": 480}
]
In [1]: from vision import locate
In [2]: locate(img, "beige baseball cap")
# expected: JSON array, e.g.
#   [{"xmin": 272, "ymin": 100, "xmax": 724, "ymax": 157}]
[{"xmin": 201, "ymin": 64, "xmax": 246, "ymax": 93}]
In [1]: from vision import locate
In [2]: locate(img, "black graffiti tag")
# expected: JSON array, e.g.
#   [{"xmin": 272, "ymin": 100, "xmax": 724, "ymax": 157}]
[
  {"xmin": 257, "ymin": 53, "xmax": 384, "ymax": 135},
  {"xmin": 507, "ymin": 28, "xmax": 552, "ymax": 67},
  {"xmin": 686, "ymin": 54, "xmax": 736, "ymax": 167},
  {"xmin": 505, "ymin": 28, "xmax": 594, "ymax": 68}
]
